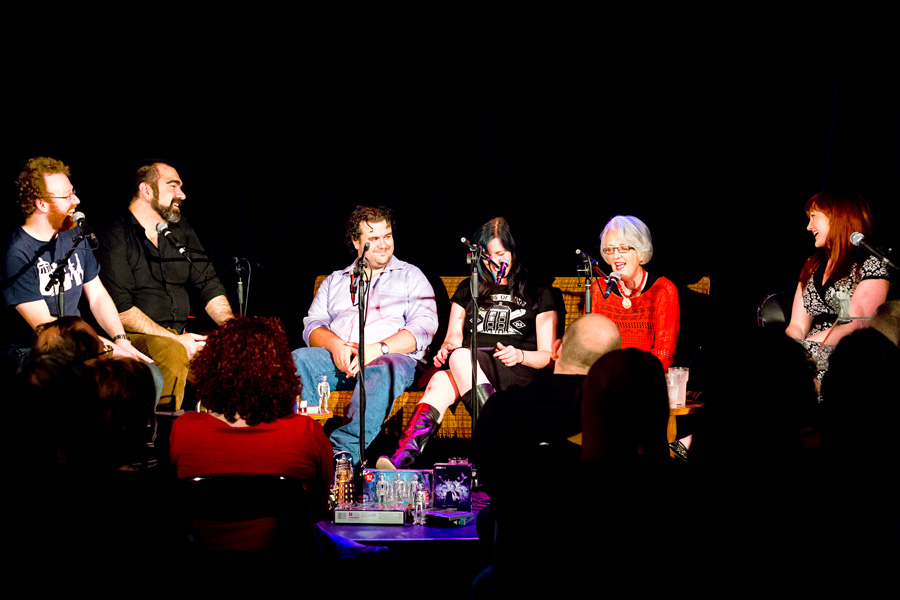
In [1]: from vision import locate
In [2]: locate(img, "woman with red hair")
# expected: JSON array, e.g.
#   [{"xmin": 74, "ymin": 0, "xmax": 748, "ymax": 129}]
[
  {"xmin": 169, "ymin": 317, "xmax": 333, "ymax": 514},
  {"xmin": 784, "ymin": 192, "xmax": 891, "ymax": 381}
]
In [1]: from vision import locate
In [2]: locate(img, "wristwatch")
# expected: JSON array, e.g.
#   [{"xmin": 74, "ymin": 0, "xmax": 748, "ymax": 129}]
[{"xmin": 380, "ymin": 342, "xmax": 390, "ymax": 355}]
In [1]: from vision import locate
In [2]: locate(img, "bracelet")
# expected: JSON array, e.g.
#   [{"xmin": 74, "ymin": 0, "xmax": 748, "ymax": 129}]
[
  {"xmin": 518, "ymin": 349, "xmax": 525, "ymax": 364},
  {"xmin": 113, "ymin": 334, "xmax": 128, "ymax": 342}
]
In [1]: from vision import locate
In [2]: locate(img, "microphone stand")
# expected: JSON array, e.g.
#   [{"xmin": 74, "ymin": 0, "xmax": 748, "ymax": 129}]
[
  {"xmin": 47, "ymin": 256, "xmax": 70, "ymax": 318},
  {"xmin": 576, "ymin": 250, "xmax": 595, "ymax": 313},
  {"xmin": 460, "ymin": 239, "xmax": 494, "ymax": 478},
  {"xmin": 466, "ymin": 249, "xmax": 481, "ymax": 439},
  {"xmin": 46, "ymin": 235, "xmax": 88, "ymax": 318},
  {"xmin": 234, "ymin": 258, "xmax": 246, "ymax": 317},
  {"xmin": 460, "ymin": 241, "xmax": 507, "ymax": 434},
  {"xmin": 355, "ymin": 254, "xmax": 370, "ymax": 472},
  {"xmin": 576, "ymin": 250, "xmax": 615, "ymax": 311},
  {"xmin": 178, "ymin": 246, "xmax": 263, "ymax": 318}
]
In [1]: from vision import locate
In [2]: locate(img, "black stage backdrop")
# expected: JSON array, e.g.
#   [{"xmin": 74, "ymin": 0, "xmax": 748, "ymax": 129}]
[{"xmin": 3, "ymin": 8, "xmax": 898, "ymax": 349}]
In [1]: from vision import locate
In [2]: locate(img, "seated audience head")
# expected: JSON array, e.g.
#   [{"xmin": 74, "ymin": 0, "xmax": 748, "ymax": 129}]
[
  {"xmin": 580, "ymin": 348, "xmax": 670, "ymax": 464},
  {"xmin": 33, "ymin": 316, "xmax": 107, "ymax": 362},
  {"xmin": 17, "ymin": 353, "xmax": 96, "ymax": 469},
  {"xmin": 87, "ymin": 357, "xmax": 158, "ymax": 470},
  {"xmin": 554, "ymin": 313, "xmax": 622, "ymax": 374},
  {"xmin": 821, "ymin": 327, "xmax": 900, "ymax": 470},
  {"xmin": 18, "ymin": 352, "xmax": 154, "ymax": 471},
  {"xmin": 870, "ymin": 300, "xmax": 900, "ymax": 347},
  {"xmin": 192, "ymin": 316, "xmax": 300, "ymax": 426}
]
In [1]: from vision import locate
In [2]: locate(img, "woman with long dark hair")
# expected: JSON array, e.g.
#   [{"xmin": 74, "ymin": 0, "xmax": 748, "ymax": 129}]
[
  {"xmin": 784, "ymin": 192, "xmax": 891, "ymax": 381},
  {"xmin": 377, "ymin": 217, "xmax": 558, "ymax": 469}
]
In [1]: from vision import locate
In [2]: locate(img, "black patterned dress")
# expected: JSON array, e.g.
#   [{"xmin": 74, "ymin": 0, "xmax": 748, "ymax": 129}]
[{"xmin": 799, "ymin": 254, "xmax": 891, "ymax": 381}]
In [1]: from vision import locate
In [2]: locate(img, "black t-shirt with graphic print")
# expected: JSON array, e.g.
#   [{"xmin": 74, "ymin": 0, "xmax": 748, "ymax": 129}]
[{"xmin": 451, "ymin": 279, "xmax": 555, "ymax": 352}]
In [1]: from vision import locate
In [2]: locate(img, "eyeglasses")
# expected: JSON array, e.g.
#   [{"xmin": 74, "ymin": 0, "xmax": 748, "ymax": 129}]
[
  {"xmin": 601, "ymin": 245, "xmax": 635, "ymax": 256},
  {"xmin": 47, "ymin": 189, "xmax": 77, "ymax": 201}
]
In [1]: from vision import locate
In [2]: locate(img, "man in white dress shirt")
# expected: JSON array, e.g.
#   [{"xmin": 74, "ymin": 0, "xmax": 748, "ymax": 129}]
[{"xmin": 292, "ymin": 206, "xmax": 438, "ymax": 466}]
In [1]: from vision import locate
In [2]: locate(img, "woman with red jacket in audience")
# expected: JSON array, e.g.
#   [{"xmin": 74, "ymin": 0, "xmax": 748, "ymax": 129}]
[{"xmin": 169, "ymin": 317, "xmax": 333, "ymax": 519}]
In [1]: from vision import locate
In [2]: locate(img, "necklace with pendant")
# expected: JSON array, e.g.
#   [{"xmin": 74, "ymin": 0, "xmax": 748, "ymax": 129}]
[{"xmin": 618, "ymin": 269, "xmax": 646, "ymax": 309}]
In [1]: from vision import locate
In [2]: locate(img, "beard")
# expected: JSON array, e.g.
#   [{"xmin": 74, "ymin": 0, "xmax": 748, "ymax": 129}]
[
  {"xmin": 151, "ymin": 194, "xmax": 181, "ymax": 224},
  {"xmin": 49, "ymin": 203, "xmax": 75, "ymax": 231}
]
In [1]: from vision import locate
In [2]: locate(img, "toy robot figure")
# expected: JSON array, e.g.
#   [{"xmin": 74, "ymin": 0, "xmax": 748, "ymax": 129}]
[
  {"xmin": 393, "ymin": 473, "xmax": 409, "ymax": 503},
  {"xmin": 376, "ymin": 472, "xmax": 390, "ymax": 504},
  {"xmin": 414, "ymin": 487, "xmax": 428, "ymax": 525}
]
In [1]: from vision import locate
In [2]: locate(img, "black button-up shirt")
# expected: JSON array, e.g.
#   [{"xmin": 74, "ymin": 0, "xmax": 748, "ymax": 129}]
[{"xmin": 97, "ymin": 212, "xmax": 227, "ymax": 334}]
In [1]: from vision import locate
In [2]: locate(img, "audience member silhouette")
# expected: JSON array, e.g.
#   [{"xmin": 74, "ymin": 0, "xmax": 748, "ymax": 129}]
[
  {"xmin": 16, "ymin": 346, "xmax": 175, "ymax": 583},
  {"xmin": 817, "ymin": 326, "xmax": 900, "ymax": 584},
  {"xmin": 684, "ymin": 328, "xmax": 820, "ymax": 590},
  {"xmin": 870, "ymin": 299, "xmax": 900, "ymax": 346},
  {"xmin": 32, "ymin": 315, "xmax": 164, "ymax": 408},
  {"xmin": 484, "ymin": 348, "xmax": 673, "ymax": 596}
]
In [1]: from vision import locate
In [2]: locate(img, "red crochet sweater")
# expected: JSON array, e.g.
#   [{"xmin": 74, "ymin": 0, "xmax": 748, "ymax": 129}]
[{"xmin": 590, "ymin": 274, "xmax": 680, "ymax": 369}]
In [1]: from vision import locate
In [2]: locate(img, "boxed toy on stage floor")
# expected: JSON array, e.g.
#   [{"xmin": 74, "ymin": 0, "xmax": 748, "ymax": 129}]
[{"xmin": 432, "ymin": 459, "xmax": 473, "ymax": 511}]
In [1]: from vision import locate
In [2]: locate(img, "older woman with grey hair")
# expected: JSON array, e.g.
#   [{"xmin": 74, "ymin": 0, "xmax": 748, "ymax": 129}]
[{"xmin": 589, "ymin": 215, "xmax": 680, "ymax": 370}]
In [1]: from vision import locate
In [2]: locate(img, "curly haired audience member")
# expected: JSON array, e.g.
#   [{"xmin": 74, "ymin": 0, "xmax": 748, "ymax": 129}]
[{"xmin": 169, "ymin": 317, "xmax": 334, "ymax": 520}]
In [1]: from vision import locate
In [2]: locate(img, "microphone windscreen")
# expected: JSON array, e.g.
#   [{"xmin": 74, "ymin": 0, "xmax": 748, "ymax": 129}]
[
  {"xmin": 850, "ymin": 232, "xmax": 864, "ymax": 247},
  {"xmin": 72, "ymin": 211, "xmax": 86, "ymax": 224},
  {"xmin": 156, "ymin": 222, "xmax": 168, "ymax": 235}
]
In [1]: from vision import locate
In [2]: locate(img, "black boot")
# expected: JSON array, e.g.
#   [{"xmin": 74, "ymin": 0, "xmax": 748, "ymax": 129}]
[
  {"xmin": 459, "ymin": 383, "xmax": 496, "ymax": 417},
  {"xmin": 376, "ymin": 403, "xmax": 443, "ymax": 470}
]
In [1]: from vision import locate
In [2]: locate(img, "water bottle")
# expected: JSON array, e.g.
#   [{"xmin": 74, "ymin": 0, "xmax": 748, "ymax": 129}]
[{"xmin": 317, "ymin": 375, "xmax": 330, "ymax": 412}]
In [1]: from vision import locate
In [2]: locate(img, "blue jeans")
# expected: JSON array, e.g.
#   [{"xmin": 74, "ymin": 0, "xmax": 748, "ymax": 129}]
[{"xmin": 292, "ymin": 347, "xmax": 418, "ymax": 466}]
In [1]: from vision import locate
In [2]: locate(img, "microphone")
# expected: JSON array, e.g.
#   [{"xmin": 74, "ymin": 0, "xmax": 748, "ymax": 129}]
[
  {"xmin": 72, "ymin": 211, "xmax": 99, "ymax": 250},
  {"xmin": 850, "ymin": 232, "xmax": 897, "ymax": 269},
  {"xmin": 460, "ymin": 238, "xmax": 488, "ymax": 254},
  {"xmin": 351, "ymin": 242, "xmax": 370, "ymax": 302},
  {"xmin": 495, "ymin": 259, "xmax": 509, "ymax": 282},
  {"xmin": 602, "ymin": 271, "xmax": 621, "ymax": 299},
  {"xmin": 354, "ymin": 242, "xmax": 370, "ymax": 274},
  {"xmin": 156, "ymin": 222, "xmax": 194, "ymax": 265}
]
